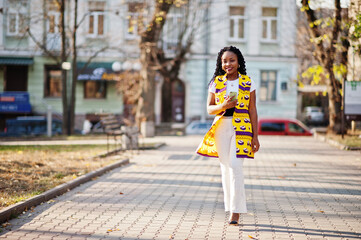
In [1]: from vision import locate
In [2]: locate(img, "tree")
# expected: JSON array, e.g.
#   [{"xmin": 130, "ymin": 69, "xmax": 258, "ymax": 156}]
[
  {"xmin": 348, "ymin": 0, "xmax": 361, "ymax": 80},
  {"xmin": 27, "ymin": 0, "xmax": 69, "ymax": 133},
  {"xmin": 26, "ymin": 0, "xmax": 110, "ymax": 135},
  {"xmin": 120, "ymin": 0, "xmax": 209, "ymax": 135},
  {"xmin": 300, "ymin": 0, "xmax": 350, "ymax": 133}
]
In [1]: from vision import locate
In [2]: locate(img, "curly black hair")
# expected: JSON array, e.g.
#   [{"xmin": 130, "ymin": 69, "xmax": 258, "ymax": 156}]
[{"xmin": 210, "ymin": 46, "xmax": 247, "ymax": 84}]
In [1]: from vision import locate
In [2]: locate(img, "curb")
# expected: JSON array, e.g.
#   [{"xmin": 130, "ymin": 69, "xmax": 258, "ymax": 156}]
[
  {"xmin": 314, "ymin": 132, "xmax": 361, "ymax": 151},
  {"xmin": 95, "ymin": 142, "xmax": 166, "ymax": 158},
  {"xmin": 139, "ymin": 142, "xmax": 166, "ymax": 150},
  {"xmin": 0, "ymin": 158, "xmax": 129, "ymax": 224}
]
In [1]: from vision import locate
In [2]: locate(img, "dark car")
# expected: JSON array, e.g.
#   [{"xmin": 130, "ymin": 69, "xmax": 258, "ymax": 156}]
[
  {"xmin": 1, "ymin": 116, "xmax": 62, "ymax": 137},
  {"xmin": 258, "ymin": 118, "xmax": 313, "ymax": 136}
]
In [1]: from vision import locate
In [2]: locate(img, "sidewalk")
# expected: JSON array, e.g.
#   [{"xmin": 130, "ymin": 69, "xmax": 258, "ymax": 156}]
[
  {"xmin": 1, "ymin": 135, "xmax": 360, "ymax": 239},
  {"xmin": 0, "ymin": 137, "xmax": 160, "ymax": 146}
]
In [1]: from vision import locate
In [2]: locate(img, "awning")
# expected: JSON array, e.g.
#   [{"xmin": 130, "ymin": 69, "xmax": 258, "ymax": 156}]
[
  {"xmin": 0, "ymin": 57, "xmax": 34, "ymax": 65},
  {"xmin": 77, "ymin": 62, "xmax": 121, "ymax": 81},
  {"xmin": 0, "ymin": 92, "xmax": 31, "ymax": 113}
]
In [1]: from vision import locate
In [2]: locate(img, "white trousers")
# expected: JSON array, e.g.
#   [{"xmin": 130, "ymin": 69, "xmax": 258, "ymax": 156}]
[{"xmin": 214, "ymin": 117, "xmax": 247, "ymax": 213}]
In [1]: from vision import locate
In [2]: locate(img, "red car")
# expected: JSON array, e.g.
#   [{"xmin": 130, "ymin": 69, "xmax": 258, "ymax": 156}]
[{"xmin": 258, "ymin": 118, "xmax": 313, "ymax": 136}]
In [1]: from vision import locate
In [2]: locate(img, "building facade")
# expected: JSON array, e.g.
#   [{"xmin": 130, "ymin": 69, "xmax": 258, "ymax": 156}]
[
  {"xmin": 184, "ymin": 0, "xmax": 298, "ymax": 123},
  {"xmin": 0, "ymin": 0, "xmax": 299, "ymax": 133},
  {"xmin": 0, "ymin": 0, "xmax": 141, "ymax": 131}
]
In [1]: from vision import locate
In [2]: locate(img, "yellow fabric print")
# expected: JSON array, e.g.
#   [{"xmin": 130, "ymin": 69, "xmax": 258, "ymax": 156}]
[{"xmin": 196, "ymin": 73, "xmax": 254, "ymax": 159}]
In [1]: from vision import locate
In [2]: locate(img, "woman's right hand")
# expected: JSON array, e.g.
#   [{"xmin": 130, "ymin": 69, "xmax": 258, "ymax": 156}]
[{"xmin": 222, "ymin": 96, "xmax": 237, "ymax": 110}]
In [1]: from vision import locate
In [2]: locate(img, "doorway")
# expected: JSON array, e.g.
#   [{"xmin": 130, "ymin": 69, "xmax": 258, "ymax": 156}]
[
  {"xmin": 161, "ymin": 79, "xmax": 185, "ymax": 123},
  {"xmin": 4, "ymin": 65, "xmax": 28, "ymax": 91}
]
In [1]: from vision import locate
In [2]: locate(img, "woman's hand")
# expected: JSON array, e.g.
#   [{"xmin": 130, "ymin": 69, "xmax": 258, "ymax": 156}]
[
  {"xmin": 251, "ymin": 136, "xmax": 260, "ymax": 153},
  {"xmin": 222, "ymin": 96, "xmax": 237, "ymax": 110}
]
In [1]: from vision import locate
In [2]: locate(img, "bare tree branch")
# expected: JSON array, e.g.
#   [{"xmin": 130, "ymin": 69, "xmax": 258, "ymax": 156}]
[
  {"xmin": 301, "ymin": 0, "xmax": 327, "ymax": 64},
  {"xmin": 78, "ymin": 46, "xmax": 110, "ymax": 74},
  {"xmin": 27, "ymin": 29, "xmax": 60, "ymax": 64}
]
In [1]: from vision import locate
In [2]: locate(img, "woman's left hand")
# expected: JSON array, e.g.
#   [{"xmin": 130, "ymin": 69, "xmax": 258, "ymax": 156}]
[{"xmin": 252, "ymin": 136, "xmax": 260, "ymax": 153}]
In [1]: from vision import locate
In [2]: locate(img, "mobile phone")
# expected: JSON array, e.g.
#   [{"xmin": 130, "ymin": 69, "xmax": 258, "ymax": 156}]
[{"xmin": 229, "ymin": 92, "xmax": 237, "ymax": 100}]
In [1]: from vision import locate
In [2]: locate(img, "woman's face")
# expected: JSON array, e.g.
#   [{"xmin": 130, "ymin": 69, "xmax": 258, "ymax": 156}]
[{"xmin": 221, "ymin": 51, "xmax": 239, "ymax": 77}]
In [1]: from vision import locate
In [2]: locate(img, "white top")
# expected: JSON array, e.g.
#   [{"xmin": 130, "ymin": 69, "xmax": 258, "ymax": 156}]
[{"xmin": 209, "ymin": 76, "xmax": 256, "ymax": 96}]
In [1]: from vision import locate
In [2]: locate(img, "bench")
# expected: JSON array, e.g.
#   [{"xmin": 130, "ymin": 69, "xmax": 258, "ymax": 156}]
[
  {"xmin": 99, "ymin": 114, "xmax": 140, "ymax": 153},
  {"xmin": 99, "ymin": 114, "xmax": 125, "ymax": 153}
]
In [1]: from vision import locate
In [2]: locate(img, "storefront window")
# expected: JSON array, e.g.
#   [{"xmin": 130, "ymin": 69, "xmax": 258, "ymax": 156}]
[
  {"xmin": 84, "ymin": 81, "xmax": 106, "ymax": 99},
  {"xmin": 44, "ymin": 66, "xmax": 62, "ymax": 98}
]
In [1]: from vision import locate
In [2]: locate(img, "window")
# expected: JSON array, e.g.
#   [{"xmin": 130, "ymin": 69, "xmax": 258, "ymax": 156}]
[
  {"xmin": 44, "ymin": 66, "xmax": 62, "ymax": 98},
  {"xmin": 261, "ymin": 7, "xmax": 277, "ymax": 42},
  {"xmin": 88, "ymin": 1, "xmax": 105, "ymax": 37},
  {"xmin": 84, "ymin": 81, "xmax": 106, "ymax": 99},
  {"xmin": 7, "ymin": 0, "xmax": 28, "ymax": 36},
  {"xmin": 260, "ymin": 70, "xmax": 277, "ymax": 101},
  {"xmin": 46, "ymin": 0, "xmax": 60, "ymax": 34},
  {"xmin": 125, "ymin": 2, "xmax": 143, "ymax": 39},
  {"xmin": 229, "ymin": 6, "xmax": 245, "ymax": 41},
  {"xmin": 288, "ymin": 123, "xmax": 305, "ymax": 133},
  {"xmin": 261, "ymin": 122, "xmax": 285, "ymax": 132},
  {"xmin": 162, "ymin": 12, "xmax": 183, "ymax": 52},
  {"xmin": 45, "ymin": 0, "xmax": 61, "ymax": 50}
]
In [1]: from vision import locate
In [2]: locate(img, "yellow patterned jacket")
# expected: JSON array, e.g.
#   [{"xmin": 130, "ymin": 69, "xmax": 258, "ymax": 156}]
[{"xmin": 196, "ymin": 73, "xmax": 254, "ymax": 159}]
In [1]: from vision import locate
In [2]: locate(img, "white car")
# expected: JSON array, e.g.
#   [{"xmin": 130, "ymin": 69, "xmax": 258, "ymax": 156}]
[
  {"xmin": 302, "ymin": 106, "xmax": 325, "ymax": 124},
  {"xmin": 185, "ymin": 121, "xmax": 213, "ymax": 135}
]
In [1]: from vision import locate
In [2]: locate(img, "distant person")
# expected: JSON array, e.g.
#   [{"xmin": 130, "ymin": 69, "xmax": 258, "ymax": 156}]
[
  {"xmin": 197, "ymin": 46, "xmax": 260, "ymax": 225},
  {"xmin": 82, "ymin": 119, "xmax": 92, "ymax": 135}
]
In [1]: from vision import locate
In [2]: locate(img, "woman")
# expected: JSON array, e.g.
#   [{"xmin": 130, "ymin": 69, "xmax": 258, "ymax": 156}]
[{"xmin": 197, "ymin": 46, "xmax": 260, "ymax": 225}]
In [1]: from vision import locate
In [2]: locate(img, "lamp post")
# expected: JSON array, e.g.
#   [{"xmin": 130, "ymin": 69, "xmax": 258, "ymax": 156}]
[{"xmin": 61, "ymin": 61, "xmax": 72, "ymax": 136}]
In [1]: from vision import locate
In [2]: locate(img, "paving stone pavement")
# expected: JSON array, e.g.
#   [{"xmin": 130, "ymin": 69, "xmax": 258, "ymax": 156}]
[{"xmin": 1, "ymin": 135, "xmax": 361, "ymax": 240}]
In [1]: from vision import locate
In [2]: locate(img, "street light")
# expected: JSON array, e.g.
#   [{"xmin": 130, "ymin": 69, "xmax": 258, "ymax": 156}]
[
  {"xmin": 112, "ymin": 61, "xmax": 122, "ymax": 72},
  {"xmin": 133, "ymin": 62, "xmax": 142, "ymax": 71},
  {"xmin": 61, "ymin": 62, "xmax": 71, "ymax": 70},
  {"xmin": 122, "ymin": 61, "xmax": 133, "ymax": 71},
  {"xmin": 114, "ymin": 60, "xmax": 141, "ymax": 72}
]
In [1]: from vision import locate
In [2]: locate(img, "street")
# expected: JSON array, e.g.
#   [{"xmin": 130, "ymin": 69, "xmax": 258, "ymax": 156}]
[{"xmin": 1, "ymin": 135, "xmax": 360, "ymax": 240}]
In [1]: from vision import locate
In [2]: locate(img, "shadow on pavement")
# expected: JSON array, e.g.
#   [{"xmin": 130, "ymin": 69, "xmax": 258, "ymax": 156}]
[{"xmin": 241, "ymin": 223, "xmax": 361, "ymax": 239}]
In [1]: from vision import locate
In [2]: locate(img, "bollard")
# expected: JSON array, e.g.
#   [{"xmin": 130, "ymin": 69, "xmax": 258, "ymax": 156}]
[{"xmin": 47, "ymin": 105, "xmax": 52, "ymax": 137}]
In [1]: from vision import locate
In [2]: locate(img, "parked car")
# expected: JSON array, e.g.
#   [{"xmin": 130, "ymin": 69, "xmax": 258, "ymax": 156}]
[
  {"xmin": 302, "ymin": 106, "xmax": 325, "ymax": 124},
  {"xmin": 185, "ymin": 120, "xmax": 213, "ymax": 135},
  {"xmin": 258, "ymin": 118, "xmax": 313, "ymax": 136}
]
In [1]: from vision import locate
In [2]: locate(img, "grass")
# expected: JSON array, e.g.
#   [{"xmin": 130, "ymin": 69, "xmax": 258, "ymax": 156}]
[
  {"xmin": 326, "ymin": 133, "xmax": 361, "ymax": 148},
  {"xmin": 0, "ymin": 144, "xmax": 122, "ymax": 210},
  {"xmin": 319, "ymin": 129, "xmax": 361, "ymax": 148},
  {"xmin": 0, "ymin": 133, "xmax": 108, "ymax": 142}
]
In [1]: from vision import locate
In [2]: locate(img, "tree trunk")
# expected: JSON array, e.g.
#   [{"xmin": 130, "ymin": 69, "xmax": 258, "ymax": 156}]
[
  {"xmin": 69, "ymin": 0, "xmax": 78, "ymax": 135},
  {"xmin": 60, "ymin": 0, "xmax": 68, "ymax": 135},
  {"xmin": 136, "ymin": 46, "xmax": 156, "ymax": 135},
  {"xmin": 325, "ymin": 67, "xmax": 342, "ymax": 133},
  {"xmin": 301, "ymin": 0, "xmax": 346, "ymax": 134}
]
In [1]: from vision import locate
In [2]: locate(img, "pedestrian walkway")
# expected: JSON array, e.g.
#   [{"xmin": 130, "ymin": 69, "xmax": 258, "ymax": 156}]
[
  {"xmin": 0, "ymin": 138, "xmax": 158, "ymax": 146},
  {"xmin": 1, "ymin": 135, "xmax": 360, "ymax": 239}
]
